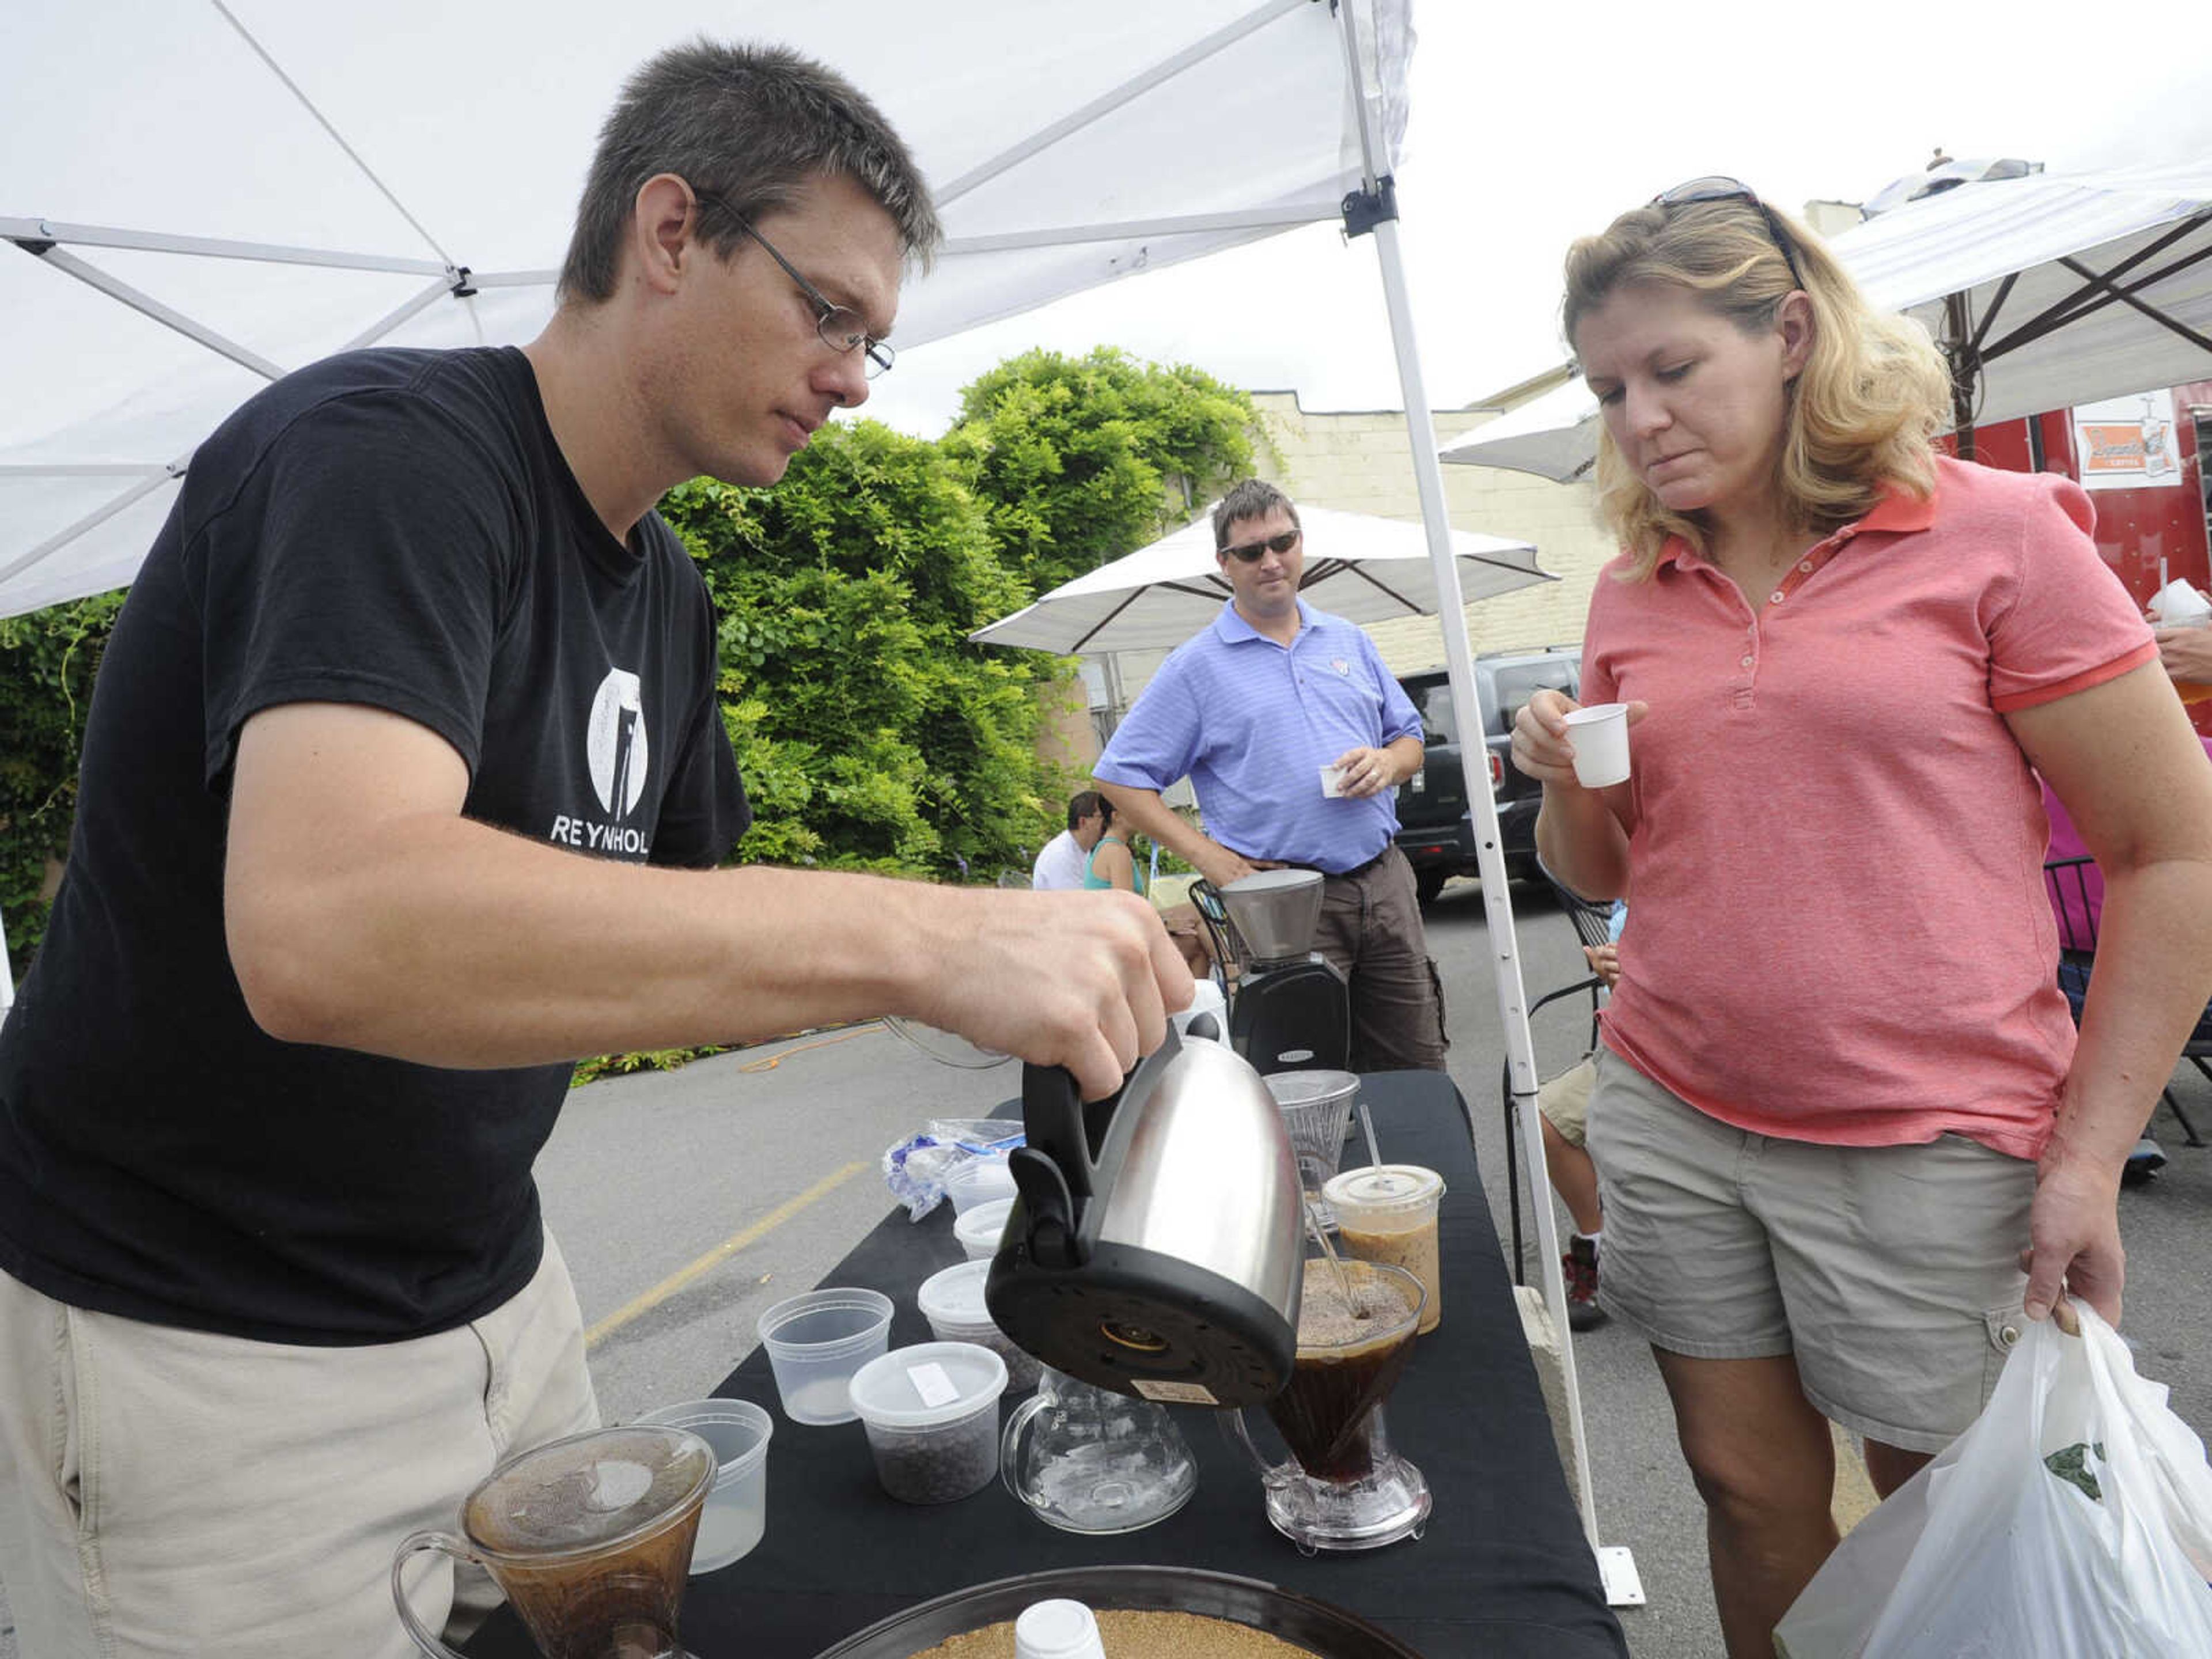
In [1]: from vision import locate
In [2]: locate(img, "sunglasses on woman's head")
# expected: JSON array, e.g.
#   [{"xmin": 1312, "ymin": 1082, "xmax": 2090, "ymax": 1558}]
[
  {"xmin": 1650, "ymin": 175, "xmax": 1805, "ymax": 291},
  {"xmin": 1220, "ymin": 529, "xmax": 1301, "ymax": 564}
]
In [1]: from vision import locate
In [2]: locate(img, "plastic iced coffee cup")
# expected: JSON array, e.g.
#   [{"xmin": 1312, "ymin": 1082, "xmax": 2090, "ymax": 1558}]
[
  {"xmin": 2149, "ymin": 580, "xmax": 2212, "ymax": 704},
  {"xmin": 1322, "ymin": 1164, "xmax": 1445, "ymax": 1334},
  {"xmin": 1561, "ymin": 703, "xmax": 1630, "ymax": 788}
]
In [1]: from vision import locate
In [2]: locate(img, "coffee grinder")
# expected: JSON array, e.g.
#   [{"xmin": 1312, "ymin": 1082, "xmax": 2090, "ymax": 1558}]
[{"xmin": 1210, "ymin": 870, "xmax": 1350, "ymax": 1075}]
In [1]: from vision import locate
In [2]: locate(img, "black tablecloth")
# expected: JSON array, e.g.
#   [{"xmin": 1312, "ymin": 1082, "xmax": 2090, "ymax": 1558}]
[{"xmin": 467, "ymin": 1071, "xmax": 1626, "ymax": 1658}]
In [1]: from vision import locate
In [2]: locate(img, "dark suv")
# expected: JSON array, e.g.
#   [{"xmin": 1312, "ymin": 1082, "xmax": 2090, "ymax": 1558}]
[{"xmin": 1393, "ymin": 648, "xmax": 1582, "ymax": 902}]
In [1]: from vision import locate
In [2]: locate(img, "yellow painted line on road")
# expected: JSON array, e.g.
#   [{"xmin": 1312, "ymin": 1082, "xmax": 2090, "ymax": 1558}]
[{"xmin": 585, "ymin": 1160, "xmax": 872, "ymax": 1350}]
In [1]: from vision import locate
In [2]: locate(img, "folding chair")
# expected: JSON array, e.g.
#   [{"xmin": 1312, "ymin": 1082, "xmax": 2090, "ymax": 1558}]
[
  {"xmin": 2043, "ymin": 855, "xmax": 2205, "ymax": 1147},
  {"xmin": 1500, "ymin": 880, "xmax": 1617, "ymax": 1285}
]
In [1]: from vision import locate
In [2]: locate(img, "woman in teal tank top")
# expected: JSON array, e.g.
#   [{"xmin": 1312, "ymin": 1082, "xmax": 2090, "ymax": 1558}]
[{"xmin": 1083, "ymin": 831, "xmax": 1143, "ymax": 893}]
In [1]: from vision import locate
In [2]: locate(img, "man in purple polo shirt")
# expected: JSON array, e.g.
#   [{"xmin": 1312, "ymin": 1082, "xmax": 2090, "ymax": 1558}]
[{"xmin": 1094, "ymin": 480, "xmax": 1448, "ymax": 1071}]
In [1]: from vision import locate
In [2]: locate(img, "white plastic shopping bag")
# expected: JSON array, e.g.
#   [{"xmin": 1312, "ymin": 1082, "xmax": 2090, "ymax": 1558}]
[{"xmin": 1776, "ymin": 1298, "xmax": 2212, "ymax": 1658}]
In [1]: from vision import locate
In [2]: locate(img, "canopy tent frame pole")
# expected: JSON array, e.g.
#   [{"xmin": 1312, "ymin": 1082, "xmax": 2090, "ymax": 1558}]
[
  {"xmin": 942, "ymin": 205, "xmax": 1335, "ymax": 257},
  {"xmin": 1332, "ymin": 0, "xmax": 1641, "ymax": 1611},
  {"xmin": 935, "ymin": 0, "xmax": 1310, "ymax": 208}
]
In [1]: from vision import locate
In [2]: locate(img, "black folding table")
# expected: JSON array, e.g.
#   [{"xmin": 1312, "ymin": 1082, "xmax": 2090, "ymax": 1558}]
[{"xmin": 465, "ymin": 1070, "xmax": 1626, "ymax": 1658}]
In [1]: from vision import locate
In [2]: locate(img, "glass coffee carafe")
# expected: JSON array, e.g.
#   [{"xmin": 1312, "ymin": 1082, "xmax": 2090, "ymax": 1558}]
[
  {"xmin": 1001, "ymin": 1365, "xmax": 1198, "ymax": 1533},
  {"xmin": 1224, "ymin": 1258, "xmax": 1430, "ymax": 1554},
  {"xmin": 392, "ymin": 1423, "xmax": 715, "ymax": 1659}
]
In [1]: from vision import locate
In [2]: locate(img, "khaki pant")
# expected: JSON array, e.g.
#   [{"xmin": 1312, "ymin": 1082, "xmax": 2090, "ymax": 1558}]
[{"xmin": 0, "ymin": 1233, "xmax": 598, "ymax": 1658}]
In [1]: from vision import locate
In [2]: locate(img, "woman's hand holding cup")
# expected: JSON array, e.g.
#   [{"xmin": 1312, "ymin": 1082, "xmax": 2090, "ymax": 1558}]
[{"xmin": 1512, "ymin": 690, "xmax": 1647, "ymax": 790}]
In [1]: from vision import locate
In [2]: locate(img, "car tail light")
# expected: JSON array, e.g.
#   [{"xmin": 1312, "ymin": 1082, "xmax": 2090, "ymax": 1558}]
[{"xmin": 1487, "ymin": 751, "xmax": 1503, "ymax": 787}]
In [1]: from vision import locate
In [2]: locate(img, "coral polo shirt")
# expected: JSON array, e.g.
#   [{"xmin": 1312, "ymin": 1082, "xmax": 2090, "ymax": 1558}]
[{"xmin": 1585, "ymin": 456, "xmax": 2157, "ymax": 1160}]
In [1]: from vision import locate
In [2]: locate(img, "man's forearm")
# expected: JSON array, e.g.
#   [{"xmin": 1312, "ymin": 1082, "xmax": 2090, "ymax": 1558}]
[{"xmin": 1096, "ymin": 780, "xmax": 1218, "ymax": 869}]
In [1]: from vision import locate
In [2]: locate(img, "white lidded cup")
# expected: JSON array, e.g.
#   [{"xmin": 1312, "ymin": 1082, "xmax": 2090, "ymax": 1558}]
[
  {"xmin": 1562, "ymin": 703, "xmax": 1631, "ymax": 788},
  {"xmin": 917, "ymin": 1257, "xmax": 1041, "ymax": 1391},
  {"xmin": 942, "ymin": 1154, "xmax": 1020, "ymax": 1216},
  {"xmin": 953, "ymin": 1195, "xmax": 1018, "ymax": 1262},
  {"xmin": 1014, "ymin": 1599, "xmax": 1109, "ymax": 1659},
  {"xmin": 847, "ymin": 1340, "xmax": 1007, "ymax": 1504}
]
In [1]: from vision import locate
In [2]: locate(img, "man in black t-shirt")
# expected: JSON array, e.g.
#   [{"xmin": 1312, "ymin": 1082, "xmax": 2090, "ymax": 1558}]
[{"xmin": 0, "ymin": 43, "xmax": 1191, "ymax": 1659}]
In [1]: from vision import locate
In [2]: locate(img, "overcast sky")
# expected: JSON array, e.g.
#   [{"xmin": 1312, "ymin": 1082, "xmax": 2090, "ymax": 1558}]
[{"xmin": 857, "ymin": 0, "xmax": 2212, "ymax": 440}]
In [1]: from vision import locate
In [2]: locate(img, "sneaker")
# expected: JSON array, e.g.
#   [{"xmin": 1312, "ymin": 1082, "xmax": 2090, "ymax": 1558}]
[
  {"xmin": 1563, "ymin": 1234, "xmax": 1608, "ymax": 1332},
  {"xmin": 2123, "ymin": 1135, "xmax": 2168, "ymax": 1185}
]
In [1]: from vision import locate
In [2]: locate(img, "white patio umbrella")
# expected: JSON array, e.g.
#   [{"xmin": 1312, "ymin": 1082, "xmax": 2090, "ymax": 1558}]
[
  {"xmin": 968, "ymin": 503, "xmax": 1551, "ymax": 654},
  {"xmin": 1440, "ymin": 157, "xmax": 2212, "ymax": 479}
]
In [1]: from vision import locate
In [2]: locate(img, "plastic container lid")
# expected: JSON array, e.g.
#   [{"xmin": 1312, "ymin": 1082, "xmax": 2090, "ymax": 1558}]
[
  {"xmin": 849, "ymin": 1340, "xmax": 1007, "ymax": 1429},
  {"xmin": 1264, "ymin": 1069, "xmax": 1361, "ymax": 1109},
  {"xmin": 461, "ymin": 1425, "xmax": 715, "ymax": 1556},
  {"xmin": 1323, "ymin": 1163, "xmax": 1445, "ymax": 1218},
  {"xmin": 917, "ymin": 1259, "xmax": 996, "ymax": 1333}
]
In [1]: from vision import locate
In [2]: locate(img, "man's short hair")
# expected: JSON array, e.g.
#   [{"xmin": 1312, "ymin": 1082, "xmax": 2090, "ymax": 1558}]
[
  {"xmin": 1067, "ymin": 790, "xmax": 1109, "ymax": 832},
  {"xmin": 1212, "ymin": 479, "xmax": 1300, "ymax": 550},
  {"xmin": 558, "ymin": 40, "xmax": 942, "ymax": 305}
]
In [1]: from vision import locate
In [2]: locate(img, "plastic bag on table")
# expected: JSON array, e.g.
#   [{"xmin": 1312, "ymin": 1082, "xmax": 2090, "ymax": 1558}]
[
  {"xmin": 881, "ymin": 1117, "xmax": 1025, "ymax": 1221},
  {"xmin": 1776, "ymin": 1298, "xmax": 2212, "ymax": 1658}
]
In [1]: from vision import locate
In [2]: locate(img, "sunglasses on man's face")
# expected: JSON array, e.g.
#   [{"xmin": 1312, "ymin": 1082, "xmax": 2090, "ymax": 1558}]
[{"xmin": 1220, "ymin": 529, "xmax": 1301, "ymax": 565}]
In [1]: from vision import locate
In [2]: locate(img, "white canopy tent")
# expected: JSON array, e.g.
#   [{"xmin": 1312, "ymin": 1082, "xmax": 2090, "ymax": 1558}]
[
  {"xmin": 2, "ymin": 2, "xmax": 1635, "ymax": 1596},
  {"xmin": 1439, "ymin": 157, "xmax": 2212, "ymax": 480}
]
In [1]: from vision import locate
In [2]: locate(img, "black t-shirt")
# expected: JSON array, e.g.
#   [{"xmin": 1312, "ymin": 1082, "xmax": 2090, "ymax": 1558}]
[{"xmin": 0, "ymin": 346, "xmax": 749, "ymax": 1343}]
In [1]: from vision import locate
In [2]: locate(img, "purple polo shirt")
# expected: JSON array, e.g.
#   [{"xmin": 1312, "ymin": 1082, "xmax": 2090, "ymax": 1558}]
[{"xmin": 1094, "ymin": 599, "xmax": 1420, "ymax": 874}]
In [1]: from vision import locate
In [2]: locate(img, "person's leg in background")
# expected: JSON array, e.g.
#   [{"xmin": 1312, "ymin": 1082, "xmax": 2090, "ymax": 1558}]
[{"xmin": 1536, "ymin": 1056, "xmax": 1607, "ymax": 1330}]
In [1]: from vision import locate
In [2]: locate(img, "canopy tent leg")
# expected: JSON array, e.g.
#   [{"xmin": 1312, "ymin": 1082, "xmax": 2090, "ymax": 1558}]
[
  {"xmin": 1330, "ymin": 0, "xmax": 1635, "ymax": 1593},
  {"xmin": 1367, "ymin": 213, "xmax": 1643, "ymax": 1605}
]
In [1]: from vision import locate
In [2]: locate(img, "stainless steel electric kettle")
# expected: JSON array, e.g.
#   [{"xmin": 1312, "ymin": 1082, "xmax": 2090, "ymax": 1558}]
[{"xmin": 984, "ymin": 1021, "xmax": 1305, "ymax": 1407}]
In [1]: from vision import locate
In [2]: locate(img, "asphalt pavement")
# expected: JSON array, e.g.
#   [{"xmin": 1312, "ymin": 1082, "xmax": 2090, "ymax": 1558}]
[{"xmin": 4, "ymin": 878, "xmax": 2208, "ymax": 1658}]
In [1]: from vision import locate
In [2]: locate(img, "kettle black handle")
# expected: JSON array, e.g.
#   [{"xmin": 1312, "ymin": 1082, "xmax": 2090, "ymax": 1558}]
[
  {"xmin": 1021, "ymin": 1061, "xmax": 1098, "ymax": 1201},
  {"xmin": 1017, "ymin": 1024, "xmax": 1189, "ymax": 1205}
]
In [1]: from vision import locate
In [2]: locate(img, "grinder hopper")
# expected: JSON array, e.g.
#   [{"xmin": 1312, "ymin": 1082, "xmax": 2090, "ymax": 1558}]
[{"xmin": 1217, "ymin": 869, "xmax": 1325, "ymax": 967}]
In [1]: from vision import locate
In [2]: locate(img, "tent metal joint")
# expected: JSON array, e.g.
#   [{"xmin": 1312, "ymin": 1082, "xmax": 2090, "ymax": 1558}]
[
  {"xmin": 448, "ymin": 266, "xmax": 478, "ymax": 299},
  {"xmin": 1339, "ymin": 173, "xmax": 1397, "ymax": 238}
]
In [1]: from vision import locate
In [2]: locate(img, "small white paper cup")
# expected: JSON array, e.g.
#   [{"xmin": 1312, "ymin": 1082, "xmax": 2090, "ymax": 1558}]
[
  {"xmin": 1562, "ymin": 703, "xmax": 1630, "ymax": 788},
  {"xmin": 1318, "ymin": 763, "xmax": 1348, "ymax": 798}
]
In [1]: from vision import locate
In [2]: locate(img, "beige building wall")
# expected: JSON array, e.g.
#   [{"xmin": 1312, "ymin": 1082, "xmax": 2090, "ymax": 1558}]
[{"xmin": 1246, "ymin": 390, "xmax": 1618, "ymax": 676}]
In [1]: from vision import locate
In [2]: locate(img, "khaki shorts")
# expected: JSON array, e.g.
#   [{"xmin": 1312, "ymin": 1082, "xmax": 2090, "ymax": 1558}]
[
  {"xmin": 0, "ymin": 1232, "xmax": 599, "ymax": 1658},
  {"xmin": 1584, "ymin": 1044, "xmax": 2035, "ymax": 1453},
  {"xmin": 1537, "ymin": 1055, "xmax": 1597, "ymax": 1147}
]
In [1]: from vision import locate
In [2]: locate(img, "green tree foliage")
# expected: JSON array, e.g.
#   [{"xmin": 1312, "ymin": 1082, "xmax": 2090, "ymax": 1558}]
[
  {"xmin": 0, "ymin": 593, "xmax": 123, "ymax": 965},
  {"xmin": 661, "ymin": 419, "xmax": 1062, "ymax": 885},
  {"xmin": 943, "ymin": 347, "xmax": 1258, "ymax": 596},
  {"xmin": 0, "ymin": 350, "xmax": 1263, "ymax": 1032}
]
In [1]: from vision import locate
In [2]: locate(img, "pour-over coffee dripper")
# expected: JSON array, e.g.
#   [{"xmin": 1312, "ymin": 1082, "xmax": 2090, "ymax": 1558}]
[
  {"xmin": 1222, "ymin": 1259, "xmax": 1430, "ymax": 1554},
  {"xmin": 392, "ymin": 1424, "xmax": 715, "ymax": 1659}
]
